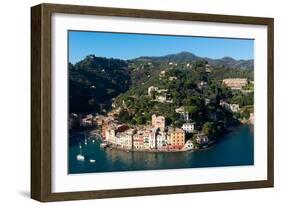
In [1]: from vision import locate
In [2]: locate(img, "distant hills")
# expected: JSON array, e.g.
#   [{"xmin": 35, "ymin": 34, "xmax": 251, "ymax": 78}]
[{"xmin": 134, "ymin": 51, "xmax": 253, "ymax": 70}]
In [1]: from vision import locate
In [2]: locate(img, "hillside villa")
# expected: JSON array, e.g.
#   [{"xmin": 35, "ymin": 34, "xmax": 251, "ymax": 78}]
[{"xmin": 222, "ymin": 78, "xmax": 248, "ymax": 90}]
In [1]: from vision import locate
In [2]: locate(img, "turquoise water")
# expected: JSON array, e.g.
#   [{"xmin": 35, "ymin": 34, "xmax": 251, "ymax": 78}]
[{"xmin": 68, "ymin": 124, "xmax": 254, "ymax": 174}]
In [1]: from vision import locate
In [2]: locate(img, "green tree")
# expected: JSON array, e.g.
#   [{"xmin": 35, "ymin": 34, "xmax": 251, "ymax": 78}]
[
  {"xmin": 117, "ymin": 110, "xmax": 131, "ymax": 123},
  {"xmin": 202, "ymin": 122, "xmax": 217, "ymax": 137},
  {"xmin": 185, "ymin": 105, "xmax": 198, "ymax": 117},
  {"xmin": 134, "ymin": 115, "xmax": 146, "ymax": 125}
]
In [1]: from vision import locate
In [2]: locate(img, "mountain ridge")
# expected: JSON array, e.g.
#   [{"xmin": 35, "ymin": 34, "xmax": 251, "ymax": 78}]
[{"xmin": 132, "ymin": 51, "xmax": 253, "ymax": 69}]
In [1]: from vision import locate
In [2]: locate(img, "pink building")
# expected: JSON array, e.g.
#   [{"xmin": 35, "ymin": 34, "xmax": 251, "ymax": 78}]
[{"xmin": 151, "ymin": 114, "xmax": 166, "ymax": 130}]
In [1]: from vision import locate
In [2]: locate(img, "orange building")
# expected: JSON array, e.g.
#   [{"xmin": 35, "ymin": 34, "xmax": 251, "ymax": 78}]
[
  {"xmin": 101, "ymin": 117, "xmax": 115, "ymax": 139},
  {"xmin": 101, "ymin": 123, "xmax": 108, "ymax": 139},
  {"xmin": 167, "ymin": 127, "xmax": 185, "ymax": 150}
]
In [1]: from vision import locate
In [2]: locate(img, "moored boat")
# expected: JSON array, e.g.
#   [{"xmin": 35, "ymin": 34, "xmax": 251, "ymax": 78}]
[
  {"xmin": 100, "ymin": 142, "xmax": 108, "ymax": 148},
  {"xmin": 76, "ymin": 154, "xmax": 85, "ymax": 161}
]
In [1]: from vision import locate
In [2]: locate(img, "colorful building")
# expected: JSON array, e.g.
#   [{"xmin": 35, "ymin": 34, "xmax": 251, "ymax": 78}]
[
  {"xmin": 101, "ymin": 116, "xmax": 115, "ymax": 138},
  {"xmin": 167, "ymin": 127, "xmax": 185, "ymax": 150},
  {"xmin": 156, "ymin": 130, "xmax": 168, "ymax": 149},
  {"xmin": 116, "ymin": 128, "xmax": 136, "ymax": 149},
  {"xmin": 133, "ymin": 131, "xmax": 145, "ymax": 150},
  {"xmin": 152, "ymin": 114, "xmax": 166, "ymax": 130},
  {"xmin": 104, "ymin": 121, "xmax": 129, "ymax": 144},
  {"xmin": 105, "ymin": 125, "xmax": 117, "ymax": 144},
  {"xmin": 149, "ymin": 128, "xmax": 157, "ymax": 149}
]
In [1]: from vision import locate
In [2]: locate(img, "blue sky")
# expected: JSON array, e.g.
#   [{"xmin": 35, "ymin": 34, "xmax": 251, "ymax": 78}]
[{"xmin": 68, "ymin": 30, "xmax": 254, "ymax": 64}]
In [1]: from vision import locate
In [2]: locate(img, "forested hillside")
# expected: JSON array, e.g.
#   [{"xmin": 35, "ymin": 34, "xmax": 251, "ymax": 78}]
[
  {"xmin": 69, "ymin": 52, "xmax": 253, "ymax": 118},
  {"xmin": 69, "ymin": 55, "xmax": 131, "ymax": 113}
]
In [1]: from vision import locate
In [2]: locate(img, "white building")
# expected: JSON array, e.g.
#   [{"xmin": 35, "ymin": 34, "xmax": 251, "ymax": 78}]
[
  {"xmin": 156, "ymin": 131, "xmax": 168, "ymax": 149},
  {"xmin": 149, "ymin": 128, "xmax": 158, "ymax": 149},
  {"xmin": 249, "ymin": 113, "xmax": 254, "ymax": 124},
  {"xmin": 220, "ymin": 100, "xmax": 240, "ymax": 113},
  {"xmin": 148, "ymin": 87, "xmax": 173, "ymax": 103},
  {"xmin": 195, "ymin": 133, "xmax": 209, "ymax": 145},
  {"xmin": 205, "ymin": 64, "xmax": 212, "ymax": 73},
  {"xmin": 159, "ymin": 70, "xmax": 166, "ymax": 78},
  {"xmin": 229, "ymin": 104, "xmax": 240, "ymax": 113},
  {"xmin": 156, "ymin": 95, "xmax": 167, "ymax": 103},
  {"xmin": 148, "ymin": 86, "xmax": 158, "ymax": 96},
  {"xmin": 175, "ymin": 107, "xmax": 190, "ymax": 121},
  {"xmin": 182, "ymin": 122, "xmax": 195, "ymax": 133},
  {"xmin": 105, "ymin": 126, "xmax": 116, "ymax": 144},
  {"xmin": 198, "ymin": 81, "xmax": 208, "ymax": 89},
  {"xmin": 142, "ymin": 129, "xmax": 151, "ymax": 150},
  {"xmin": 184, "ymin": 140, "xmax": 194, "ymax": 150},
  {"xmin": 175, "ymin": 106, "xmax": 184, "ymax": 113},
  {"xmin": 168, "ymin": 76, "xmax": 177, "ymax": 81}
]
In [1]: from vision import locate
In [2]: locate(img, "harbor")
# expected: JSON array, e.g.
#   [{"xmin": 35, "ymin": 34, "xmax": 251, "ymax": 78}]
[{"xmin": 68, "ymin": 124, "xmax": 254, "ymax": 174}]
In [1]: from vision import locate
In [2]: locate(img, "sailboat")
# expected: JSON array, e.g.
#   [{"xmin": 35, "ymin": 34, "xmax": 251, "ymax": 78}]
[
  {"xmin": 76, "ymin": 154, "xmax": 85, "ymax": 161},
  {"xmin": 77, "ymin": 141, "xmax": 85, "ymax": 161}
]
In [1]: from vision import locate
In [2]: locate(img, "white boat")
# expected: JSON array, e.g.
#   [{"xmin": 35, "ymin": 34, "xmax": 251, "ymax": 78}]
[
  {"xmin": 100, "ymin": 143, "xmax": 108, "ymax": 148},
  {"xmin": 76, "ymin": 154, "xmax": 85, "ymax": 161},
  {"xmin": 89, "ymin": 159, "xmax": 96, "ymax": 163},
  {"xmin": 92, "ymin": 140, "xmax": 95, "ymax": 143}
]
